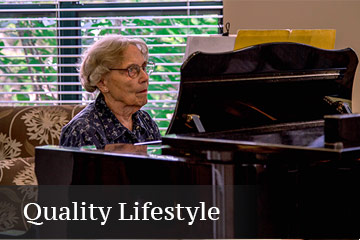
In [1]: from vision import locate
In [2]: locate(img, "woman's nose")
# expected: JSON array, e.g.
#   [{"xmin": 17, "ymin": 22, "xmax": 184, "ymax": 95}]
[{"xmin": 139, "ymin": 68, "xmax": 149, "ymax": 82}]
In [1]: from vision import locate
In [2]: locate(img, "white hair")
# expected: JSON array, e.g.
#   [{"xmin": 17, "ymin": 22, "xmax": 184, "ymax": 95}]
[{"xmin": 79, "ymin": 35, "xmax": 148, "ymax": 92}]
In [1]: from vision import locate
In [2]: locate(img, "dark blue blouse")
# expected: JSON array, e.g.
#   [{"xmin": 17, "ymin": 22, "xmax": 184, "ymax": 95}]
[{"xmin": 59, "ymin": 93, "xmax": 161, "ymax": 149}]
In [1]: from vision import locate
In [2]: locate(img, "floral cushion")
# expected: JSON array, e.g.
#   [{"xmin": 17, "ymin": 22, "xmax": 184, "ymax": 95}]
[
  {"xmin": 0, "ymin": 157, "xmax": 37, "ymax": 185},
  {"xmin": 0, "ymin": 180, "xmax": 37, "ymax": 236},
  {"xmin": 0, "ymin": 105, "xmax": 85, "ymax": 235},
  {"xmin": 0, "ymin": 105, "xmax": 85, "ymax": 185},
  {"xmin": 0, "ymin": 105, "xmax": 85, "ymax": 160}
]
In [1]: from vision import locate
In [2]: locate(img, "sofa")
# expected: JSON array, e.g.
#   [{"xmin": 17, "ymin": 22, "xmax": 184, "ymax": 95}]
[
  {"xmin": 0, "ymin": 104, "xmax": 85, "ymax": 185},
  {"xmin": 0, "ymin": 105, "xmax": 85, "ymax": 236}
]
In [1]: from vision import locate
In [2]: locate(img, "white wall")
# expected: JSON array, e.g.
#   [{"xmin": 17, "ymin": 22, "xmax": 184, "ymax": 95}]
[{"xmin": 223, "ymin": 0, "xmax": 360, "ymax": 112}]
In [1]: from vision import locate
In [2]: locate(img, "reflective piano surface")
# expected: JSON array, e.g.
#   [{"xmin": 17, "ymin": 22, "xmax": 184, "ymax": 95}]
[
  {"xmin": 161, "ymin": 42, "xmax": 360, "ymax": 238},
  {"xmin": 35, "ymin": 42, "xmax": 360, "ymax": 238}
]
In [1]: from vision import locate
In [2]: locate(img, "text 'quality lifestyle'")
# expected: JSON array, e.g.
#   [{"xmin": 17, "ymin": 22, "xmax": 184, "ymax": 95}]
[{"xmin": 24, "ymin": 201, "xmax": 220, "ymax": 226}]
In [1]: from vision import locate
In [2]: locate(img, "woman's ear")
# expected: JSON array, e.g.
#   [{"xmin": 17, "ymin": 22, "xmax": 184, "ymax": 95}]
[{"xmin": 96, "ymin": 78, "xmax": 109, "ymax": 93}]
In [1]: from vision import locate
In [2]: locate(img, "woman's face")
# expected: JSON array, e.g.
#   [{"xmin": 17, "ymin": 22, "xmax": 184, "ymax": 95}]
[{"xmin": 102, "ymin": 44, "xmax": 149, "ymax": 108}]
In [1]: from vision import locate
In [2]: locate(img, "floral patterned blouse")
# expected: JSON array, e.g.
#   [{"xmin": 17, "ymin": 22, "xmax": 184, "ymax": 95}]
[{"xmin": 59, "ymin": 93, "xmax": 161, "ymax": 149}]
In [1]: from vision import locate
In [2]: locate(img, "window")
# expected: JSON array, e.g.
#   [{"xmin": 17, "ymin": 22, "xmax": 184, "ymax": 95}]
[{"xmin": 0, "ymin": 0, "xmax": 223, "ymax": 133}]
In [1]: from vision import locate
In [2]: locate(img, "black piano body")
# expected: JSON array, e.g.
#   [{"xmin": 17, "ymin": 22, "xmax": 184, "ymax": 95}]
[
  {"xmin": 167, "ymin": 41, "xmax": 357, "ymax": 134},
  {"xmin": 162, "ymin": 42, "xmax": 360, "ymax": 238},
  {"xmin": 35, "ymin": 42, "xmax": 360, "ymax": 238}
]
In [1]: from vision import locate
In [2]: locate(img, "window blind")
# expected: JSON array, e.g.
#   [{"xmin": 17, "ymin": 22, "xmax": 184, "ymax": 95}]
[{"xmin": 0, "ymin": 0, "xmax": 223, "ymax": 132}]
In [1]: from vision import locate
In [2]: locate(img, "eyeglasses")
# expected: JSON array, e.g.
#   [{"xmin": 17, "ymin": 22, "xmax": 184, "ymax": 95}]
[{"xmin": 109, "ymin": 61, "xmax": 155, "ymax": 78}]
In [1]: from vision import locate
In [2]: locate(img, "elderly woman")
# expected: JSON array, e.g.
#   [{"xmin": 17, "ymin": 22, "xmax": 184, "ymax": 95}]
[{"xmin": 60, "ymin": 35, "xmax": 161, "ymax": 149}]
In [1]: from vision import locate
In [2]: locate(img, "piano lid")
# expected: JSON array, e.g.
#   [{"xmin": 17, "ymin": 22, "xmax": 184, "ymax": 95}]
[{"xmin": 167, "ymin": 42, "xmax": 358, "ymax": 134}]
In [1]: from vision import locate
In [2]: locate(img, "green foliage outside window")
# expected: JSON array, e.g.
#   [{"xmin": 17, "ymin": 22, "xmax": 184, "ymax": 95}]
[{"xmin": 0, "ymin": 2, "xmax": 221, "ymax": 135}]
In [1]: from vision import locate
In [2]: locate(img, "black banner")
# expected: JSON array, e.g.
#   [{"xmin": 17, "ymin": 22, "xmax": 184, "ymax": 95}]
[{"xmin": 0, "ymin": 184, "xmax": 359, "ymax": 239}]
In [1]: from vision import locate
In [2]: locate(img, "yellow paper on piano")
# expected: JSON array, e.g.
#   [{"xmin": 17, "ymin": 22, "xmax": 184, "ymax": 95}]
[{"xmin": 234, "ymin": 29, "xmax": 336, "ymax": 50}]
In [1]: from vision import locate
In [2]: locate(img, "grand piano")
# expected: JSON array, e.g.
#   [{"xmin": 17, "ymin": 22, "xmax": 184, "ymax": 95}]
[{"xmin": 35, "ymin": 42, "xmax": 360, "ymax": 239}]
